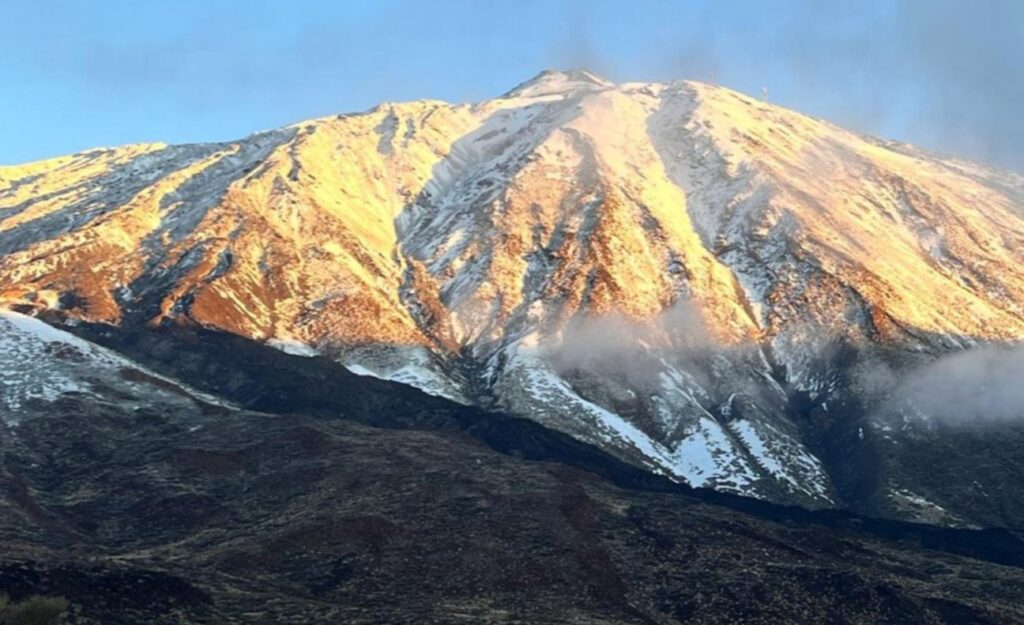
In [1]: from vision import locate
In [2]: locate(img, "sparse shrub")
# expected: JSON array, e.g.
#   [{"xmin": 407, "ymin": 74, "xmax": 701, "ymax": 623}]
[{"xmin": 2, "ymin": 595, "xmax": 68, "ymax": 625}]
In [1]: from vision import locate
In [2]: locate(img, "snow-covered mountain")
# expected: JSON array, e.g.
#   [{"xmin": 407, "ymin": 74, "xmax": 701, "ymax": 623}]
[{"xmin": 4, "ymin": 70, "xmax": 1024, "ymax": 525}]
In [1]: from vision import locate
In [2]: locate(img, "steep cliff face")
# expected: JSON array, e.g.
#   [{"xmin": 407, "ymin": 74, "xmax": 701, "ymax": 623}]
[{"xmin": 3, "ymin": 70, "xmax": 1024, "ymax": 523}]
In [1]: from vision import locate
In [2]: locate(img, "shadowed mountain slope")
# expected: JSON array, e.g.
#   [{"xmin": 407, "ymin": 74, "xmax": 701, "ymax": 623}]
[{"xmin": 0, "ymin": 311, "xmax": 1023, "ymax": 624}]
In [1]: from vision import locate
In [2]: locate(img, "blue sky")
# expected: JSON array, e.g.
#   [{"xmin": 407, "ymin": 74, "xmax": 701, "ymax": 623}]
[{"xmin": 3, "ymin": 1, "xmax": 1022, "ymax": 169}]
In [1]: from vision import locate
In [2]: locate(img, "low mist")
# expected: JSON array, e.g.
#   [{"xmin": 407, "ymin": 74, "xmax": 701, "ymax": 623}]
[
  {"xmin": 548, "ymin": 301, "xmax": 1024, "ymax": 427},
  {"xmin": 895, "ymin": 345, "xmax": 1024, "ymax": 424},
  {"xmin": 543, "ymin": 299, "xmax": 723, "ymax": 394},
  {"xmin": 550, "ymin": 298, "xmax": 710, "ymax": 362}
]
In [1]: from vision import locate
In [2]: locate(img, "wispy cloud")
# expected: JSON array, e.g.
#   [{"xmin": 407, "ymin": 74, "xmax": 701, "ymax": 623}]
[
  {"xmin": 895, "ymin": 345, "xmax": 1024, "ymax": 424},
  {"xmin": 554, "ymin": 0, "xmax": 1024, "ymax": 170}
]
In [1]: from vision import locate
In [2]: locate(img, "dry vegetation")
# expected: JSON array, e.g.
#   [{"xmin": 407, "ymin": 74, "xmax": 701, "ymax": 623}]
[{"xmin": 0, "ymin": 595, "xmax": 67, "ymax": 625}]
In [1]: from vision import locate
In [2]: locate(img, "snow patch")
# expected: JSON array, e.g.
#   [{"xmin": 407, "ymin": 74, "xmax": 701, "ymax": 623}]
[
  {"xmin": 668, "ymin": 417, "xmax": 756, "ymax": 489},
  {"xmin": 266, "ymin": 338, "xmax": 319, "ymax": 358},
  {"xmin": 730, "ymin": 419, "xmax": 832, "ymax": 500},
  {"xmin": 341, "ymin": 346, "xmax": 466, "ymax": 404}
]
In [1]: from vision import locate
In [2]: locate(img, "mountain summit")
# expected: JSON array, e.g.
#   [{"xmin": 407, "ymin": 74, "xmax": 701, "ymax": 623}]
[
  {"xmin": 503, "ymin": 68, "xmax": 615, "ymax": 97},
  {"xmin": 3, "ymin": 72, "xmax": 1024, "ymax": 526}
]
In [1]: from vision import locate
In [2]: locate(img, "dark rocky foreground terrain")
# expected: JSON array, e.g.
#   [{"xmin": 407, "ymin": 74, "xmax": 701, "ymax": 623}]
[{"xmin": 1, "ymin": 318, "xmax": 1023, "ymax": 624}]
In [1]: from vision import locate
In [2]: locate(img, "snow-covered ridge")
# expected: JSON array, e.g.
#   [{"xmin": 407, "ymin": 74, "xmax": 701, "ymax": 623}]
[{"xmin": 0, "ymin": 309, "xmax": 234, "ymax": 424}]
